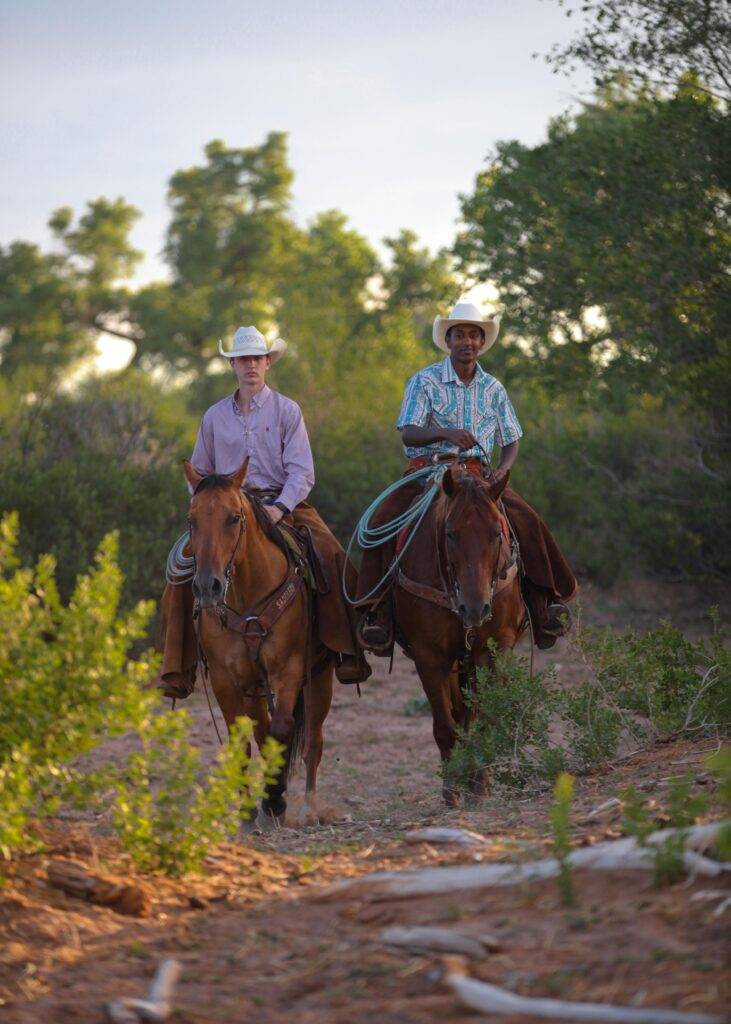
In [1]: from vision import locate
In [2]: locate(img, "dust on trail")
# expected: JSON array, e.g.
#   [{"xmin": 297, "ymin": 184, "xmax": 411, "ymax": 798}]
[{"xmin": 1, "ymin": 579, "xmax": 728, "ymax": 1023}]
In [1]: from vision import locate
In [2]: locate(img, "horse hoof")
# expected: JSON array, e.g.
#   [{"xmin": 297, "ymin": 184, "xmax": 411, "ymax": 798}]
[{"xmin": 297, "ymin": 805, "xmax": 321, "ymax": 827}]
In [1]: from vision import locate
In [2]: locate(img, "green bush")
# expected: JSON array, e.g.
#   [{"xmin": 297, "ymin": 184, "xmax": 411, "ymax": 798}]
[
  {"xmin": 444, "ymin": 613, "xmax": 729, "ymax": 793},
  {"xmin": 550, "ymin": 773, "xmax": 576, "ymax": 906},
  {"xmin": 442, "ymin": 648, "xmax": 559, "ymax": 792},
  {"xmin": 0, "ymin": 514, "xmax": 283, "ymax": 876},
  {"xmin": 108, "ymin": 713, "xmax": 283, "ymax": 876}
]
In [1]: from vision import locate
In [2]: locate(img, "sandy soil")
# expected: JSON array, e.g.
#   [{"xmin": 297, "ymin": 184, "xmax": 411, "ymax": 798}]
[{"xmin": 0, "ymin": 579, "xmax": 729, "ymax": 1023}]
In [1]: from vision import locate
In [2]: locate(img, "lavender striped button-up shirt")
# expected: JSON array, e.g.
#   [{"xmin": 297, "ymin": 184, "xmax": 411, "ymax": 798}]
[{"xmin": 190, "ymin": 386, "xmax": 315, "ymax": 511}]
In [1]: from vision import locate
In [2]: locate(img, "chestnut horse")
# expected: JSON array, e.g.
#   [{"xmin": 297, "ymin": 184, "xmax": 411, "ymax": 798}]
[
  {"xmin": 183, "ymin": 457, "xmax": 333, "ymax": 826},
  {"xmin": 394, "ymin": 464, "xmax": 526, "ymax": 804}
]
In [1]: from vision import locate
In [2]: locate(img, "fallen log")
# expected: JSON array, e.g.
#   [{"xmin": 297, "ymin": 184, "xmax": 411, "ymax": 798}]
[
  {"xmin": 46, "ymin": 859, "xmax": 151, "ymax": 917},
  {"xmin": 319, "ymin": 821, "xmax": 729, "ymax": 902},
  {"xmin": 381, "ymin": 925, "xmax": 500, "ymax": 958},
  {"xmin": 443, "ymin": 957, "xmax": 723, "ymax": 1023},
  {"xmin": 106, "ymin": 959, "xmax": 181, "ymax": 1023},
  {"xmin": 405, "ymin": 827, "xmax": 487, "ymax": 846}
]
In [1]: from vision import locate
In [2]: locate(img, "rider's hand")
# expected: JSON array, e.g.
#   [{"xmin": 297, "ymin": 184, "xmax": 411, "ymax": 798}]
[
  {"xmin": 443, "ymin": 428, "xmax": 479, "ymax": 451},
  {"xmin": 265, "ymin": 504, "xmax": 285, "ymax": 524},
  {"xmin": 490, "ymin": 466, "xmax": 509, "ymax": 487}
]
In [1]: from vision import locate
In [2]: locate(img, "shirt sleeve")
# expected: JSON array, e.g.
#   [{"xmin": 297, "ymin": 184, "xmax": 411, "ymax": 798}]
[
  {"xmin": 277, "ymin": 402, "xmax": 315, "ymax": 511},
  {"xmin": 493, "ymin": 385, "xmax": 523, "ymax": 447},
  {"xmin": 396, "ymin": 372, "xmax": 431, "ymax": 430},
  {"xmin": 189, "ymin": 412, "xmax": 216, "ymax": 493}
]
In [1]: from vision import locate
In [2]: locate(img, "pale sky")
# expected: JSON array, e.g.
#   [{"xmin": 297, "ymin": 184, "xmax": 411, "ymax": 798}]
[{"xmin": 1, "ymin": 0, "xmax": 591, "ymax": 289}]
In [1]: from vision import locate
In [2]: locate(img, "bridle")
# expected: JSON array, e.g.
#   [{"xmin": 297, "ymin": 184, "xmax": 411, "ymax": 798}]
[{"xmin": 188, "ymin": 493, "xmax": 248, "ymax": 607}]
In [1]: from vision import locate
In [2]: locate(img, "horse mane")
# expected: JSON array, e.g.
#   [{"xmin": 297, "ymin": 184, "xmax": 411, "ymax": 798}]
[
  {"xmin": 434, "ymin": 471, "xmax": 498, "ymax": 529},
  {"xmin": 192, "ymin": 475, "xmax": 290, "ymax": 557}
]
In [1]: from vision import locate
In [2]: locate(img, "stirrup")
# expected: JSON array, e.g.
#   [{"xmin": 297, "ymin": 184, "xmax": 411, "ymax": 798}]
[{"xmin": 356, "ymin": 613, "xmax": 393, "ymax": 656}]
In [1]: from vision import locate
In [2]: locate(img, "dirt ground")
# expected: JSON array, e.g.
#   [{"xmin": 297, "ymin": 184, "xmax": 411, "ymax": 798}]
[{"xmin": 1, "ymin": 579, "xmax": 729, "ymax": 1023}]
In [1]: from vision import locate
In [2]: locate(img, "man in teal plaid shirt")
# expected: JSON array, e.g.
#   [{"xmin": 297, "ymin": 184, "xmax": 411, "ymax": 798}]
[{"xmin": 356, "ymin": 302, "xmax": 577, "ymax": 653}]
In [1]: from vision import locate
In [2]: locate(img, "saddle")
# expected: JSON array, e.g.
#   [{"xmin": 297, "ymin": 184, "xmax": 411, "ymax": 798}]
[{"xmin": 277, "ymin": 521, "xmax": 330, "ymax": 596}]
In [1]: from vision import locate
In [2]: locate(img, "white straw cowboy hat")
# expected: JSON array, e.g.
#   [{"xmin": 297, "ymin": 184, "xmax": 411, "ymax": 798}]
[
  {"xmin": 218, "ymin": 325, "xmax": 287, "ymax": 364},
  {"xmin": 433, "ymin": 302, "xmax": 501, "ymax": 354}
]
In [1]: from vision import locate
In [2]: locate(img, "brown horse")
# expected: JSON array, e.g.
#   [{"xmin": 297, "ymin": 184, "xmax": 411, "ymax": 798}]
[
  {"xmin": 183, "ymin": 457, "xmax": 333, "ymax": 827},
  {"xmin": 393, "ymin": 464, "xmax": 526, "ymax": 804}
]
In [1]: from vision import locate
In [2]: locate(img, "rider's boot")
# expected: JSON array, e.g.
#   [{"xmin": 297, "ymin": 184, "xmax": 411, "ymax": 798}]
[
  {"xmin": 534, "ymin": 599, "xmax": 573, "ymax": 650},
  {"xmin": 356, "ymin": 598, "xmax": 394, "ymax": 656},
  {"xmin": 158, "ymin": 667, "xmax": 196, "ymax": 701},
  {"xmin": 334, "ymin": 651, "xmax": 372, "ymax": 684}
]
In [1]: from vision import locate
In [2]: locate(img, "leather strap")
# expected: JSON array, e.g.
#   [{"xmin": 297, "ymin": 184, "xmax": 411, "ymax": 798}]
[
  {"xmin": 218, "ymin": 563, "xmax": 305, "ymax": 661},
  {"xmin": 397, "ymin": 544, "xmax": 518, "ymax": 611}
]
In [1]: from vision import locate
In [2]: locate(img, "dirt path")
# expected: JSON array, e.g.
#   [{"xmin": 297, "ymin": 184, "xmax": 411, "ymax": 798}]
[{"xmin": 1, "ymin": 580, "xmax": 729, "ymax": 1022}]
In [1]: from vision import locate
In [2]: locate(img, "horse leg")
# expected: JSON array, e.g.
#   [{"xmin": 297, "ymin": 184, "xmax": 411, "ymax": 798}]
[
  {"xmin": 298, "ymin": 659, "xmax": 334, "ymax": 826},
  {"xmin": 258, "ymin": 664, "xmax": 305, "ymax": 827},
  {"xmin": 414, "ymin": 653, "xmax": 461, "ymax": 807}
]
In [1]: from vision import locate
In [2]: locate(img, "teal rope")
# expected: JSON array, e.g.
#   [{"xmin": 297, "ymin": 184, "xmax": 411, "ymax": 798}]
[{"xmin": 343, "ymin": 465, "xmax": 446, "ymax": 605}]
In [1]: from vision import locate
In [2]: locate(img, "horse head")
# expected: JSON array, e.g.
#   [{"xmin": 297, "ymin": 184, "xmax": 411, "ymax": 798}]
[
  {"xmin": 183, "ymin": 457, "xmax": 249, "ymax": 608},
  {"xmin": 438, "ymin": 466, "xmax": 510, "ymax": 628}
]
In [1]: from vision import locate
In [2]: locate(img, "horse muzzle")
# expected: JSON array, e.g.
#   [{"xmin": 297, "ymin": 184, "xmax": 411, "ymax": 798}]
[
  {"xmin": 192, "ymin": 570, "xmax": 226, "ymax": 608},
  {"xmin": 457, "ymin": 596, "xmax": 493, "ymax": 629}
]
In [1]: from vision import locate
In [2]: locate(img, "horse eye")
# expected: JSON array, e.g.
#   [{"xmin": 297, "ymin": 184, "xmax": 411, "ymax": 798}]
[
  {"xmin": 445, "ymin": 528, "xmax": 457, "ymax": 542},
  {"xmin": 187, "ymin": 517, "xmax": 196, "ymax": 530},
  {"xmin": 227, "ymin": 513, "xmax": 241, "ymax": 526}
]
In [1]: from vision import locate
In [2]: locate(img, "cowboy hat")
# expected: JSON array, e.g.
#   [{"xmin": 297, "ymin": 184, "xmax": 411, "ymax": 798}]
[
  {"xmin": 218, "ymin": 325, "xmax": 287, "ymax": 364},
  {"xmin": 432, "ymin": 301, "xmax": 501, "ymax": 354}
]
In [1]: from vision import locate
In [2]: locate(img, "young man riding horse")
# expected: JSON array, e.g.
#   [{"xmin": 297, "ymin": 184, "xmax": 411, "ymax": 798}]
[
  {"xmin": 356, "ymin": 301, "xmax": 577, "ymax": 652},
  {"xmin": 159, "ymin": 325, "xmax": 371, "ymax": 697}
]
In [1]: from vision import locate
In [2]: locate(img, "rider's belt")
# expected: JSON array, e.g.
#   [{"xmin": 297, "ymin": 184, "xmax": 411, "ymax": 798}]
[{"xmin": 407, "ymin": 456, "xmax": 485, "ymax": 478}]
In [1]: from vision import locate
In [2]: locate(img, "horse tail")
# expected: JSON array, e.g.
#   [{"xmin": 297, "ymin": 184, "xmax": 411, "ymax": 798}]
[{"xmin": 282, "ymin": 687, "xmax": 307, "ymax": 784}]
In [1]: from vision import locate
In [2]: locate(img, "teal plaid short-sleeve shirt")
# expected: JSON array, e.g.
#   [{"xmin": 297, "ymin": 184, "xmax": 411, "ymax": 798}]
[{"xmin": 396, "ymin": 357, "xmax": 523, "ymax": 459}]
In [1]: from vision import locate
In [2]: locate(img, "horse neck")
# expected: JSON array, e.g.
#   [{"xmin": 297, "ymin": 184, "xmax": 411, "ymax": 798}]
[{"xmin": 228, "ymin": 510, "xmax": 288, "ymax": 606}]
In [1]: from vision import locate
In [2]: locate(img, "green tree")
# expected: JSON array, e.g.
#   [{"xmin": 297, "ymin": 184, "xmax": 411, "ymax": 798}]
[
  {"xmin": 456, "ymin": 82, "xmax": 730, "ymax": 418},
  {"xmin": 129, "ymin": 133, "xmax": 300, "ymax": 374},
  {"xmin": 0, "ymin": 198, "xmax": 141, "ymax": 381},
  {"xmin": 545, "ymin": 0, "xmax": 731, "ymax": 100},
  {"xmin": 381, "ymin": 229, "xmax": 458, "ymax": 342}
]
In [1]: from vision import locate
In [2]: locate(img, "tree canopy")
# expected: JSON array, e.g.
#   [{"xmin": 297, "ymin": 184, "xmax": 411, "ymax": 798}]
[
  {"xmin": 455, "ymin": 81, "xmax": 730, "ymax": 417},
  {"xmin": 546, "ymin": 0, "xmax": 731, "ymax": 99}
]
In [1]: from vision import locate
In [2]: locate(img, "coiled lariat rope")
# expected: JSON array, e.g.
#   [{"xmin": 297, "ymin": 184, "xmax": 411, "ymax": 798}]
[
  {"xmin": 166, "ymin": 531, "xmax": 195, "ymax": 585},
  {"xmin": 342, "ymin": 464, "xmax": 447, "ymax": 606}
]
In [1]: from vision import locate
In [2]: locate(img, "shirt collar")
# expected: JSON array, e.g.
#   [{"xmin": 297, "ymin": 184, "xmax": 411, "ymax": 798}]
[
  {"xmin": 232, "ymin": 385, "xmax": 272, "ymax": 415},
  {"xmin": 440, "ymin": 356, "xmax": 487, "ymax": 387}
]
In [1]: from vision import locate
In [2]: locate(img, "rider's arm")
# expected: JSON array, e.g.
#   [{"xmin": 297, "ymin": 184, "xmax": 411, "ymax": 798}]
[
  {"xmin": 493, "ymin": 439, "xmax": 519, "ymax": 482},
  {"xmin": 276, "ymin": 401, "xmax": 315, "ymax": 512},
  {"xmin": 188, "ymin": 413, "xmax": 216, "ymax": 493},
  {"xmin": 400, "ymin": 424, "xmax": 478, "ymax": 450}
]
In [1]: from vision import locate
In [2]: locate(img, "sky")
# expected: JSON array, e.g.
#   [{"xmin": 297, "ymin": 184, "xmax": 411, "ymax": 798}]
[{"xmin": 1, "ymin": 0, "xmax": 591, "ymax": 282}]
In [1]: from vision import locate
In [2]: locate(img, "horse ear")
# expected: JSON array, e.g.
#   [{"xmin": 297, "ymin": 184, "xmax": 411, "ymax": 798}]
[
  {"xmin": 442, "ymin": 467, "xmax": 456, "ymax": 497},
  {"xmin": 488, "ymin": 469, "xmax": 510, "ymax": 502},
  {"xmin": 230, "ymin": 456, "xmax": 249, "ymax": 491},
  {"xmin": 183, "ymin": 460, "xmax": 203, "ymax": 490}
]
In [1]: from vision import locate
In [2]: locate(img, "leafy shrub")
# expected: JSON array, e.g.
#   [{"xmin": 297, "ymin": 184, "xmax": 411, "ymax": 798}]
[
  {"xmin": 0, "ymin": 512, "xmax": 157, "ymax": 857},
  {"xmin": 442, "ymin": 649, "xmax": 559, "ymax": 791},
  {"xmin": 0, "ymin": 748, "xmax": 37, "ymax": 862},
  {"xmin": 621, "ymin": 775, "xmax": 710, "ymax": 887},
  {"xmin": 0, "ymin": 514, "xmax": 283, "ymax": 876},
  {"xmin": 444, "ymin": 613, "xmax": 729, "ymax": 794},
  {"xmin": 0, "ymin": 515, "xmax": 157, "ymax": 768},
  {"xmin": 550, "ymin": 773, "xmax": 576, "ymax": 906},
  {"xmin": 107, "ymin": 713, "xmax": 282, "ymax": 876},
  {"xmin": 571, "ymin": 613, "xmax": 731, "ymax": 737}
]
